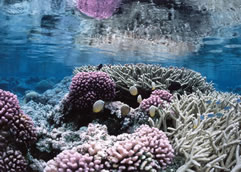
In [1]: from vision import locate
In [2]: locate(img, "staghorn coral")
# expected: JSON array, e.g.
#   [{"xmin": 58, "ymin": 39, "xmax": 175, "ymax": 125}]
[
  {"xmin": 44, "ymin": 124, "xmax": 174, "ymax": 171},
  {"xmin": 74, "ymin": 64, "xmax": 214, "ymax": 95},
  {"xmin": 148, "ymin": 90, "xmax": 241, "ymax": 171},
  {"xmin": 62, "ymin": 71, "xmax": 116, "ymax": 114}
]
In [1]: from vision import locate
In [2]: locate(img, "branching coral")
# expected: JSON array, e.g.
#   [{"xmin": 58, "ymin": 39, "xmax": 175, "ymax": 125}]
[
  {"xmin": 148, "ymin": 91, "xmax": 241, "ymax": 171},
  {"xmin": 74, "ymin": 64, "xmax": 214, "ymax": 94}
]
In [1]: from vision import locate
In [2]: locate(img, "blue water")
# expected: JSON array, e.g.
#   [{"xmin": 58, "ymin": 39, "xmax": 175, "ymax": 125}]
[{"xmin": 0, "ymin": 1, "xmax": 241, "ymax": 96}]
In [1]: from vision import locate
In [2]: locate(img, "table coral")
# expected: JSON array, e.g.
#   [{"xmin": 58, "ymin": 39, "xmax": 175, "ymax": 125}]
[{"xmin": 74, "ymin": 64, "xmax": 214, "ymax": 95}]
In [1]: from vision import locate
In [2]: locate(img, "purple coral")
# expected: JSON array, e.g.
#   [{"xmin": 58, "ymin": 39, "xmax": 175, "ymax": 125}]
[
  {"xmin": 45, "ymin": 125, "xmax": 174, "ymax": 171},
  {"xmin": 44, "ymin": 149, "xmax": 104, "ymax": 172},
  {"xmin": 0, "ymin": 89, "xmax": 37, "ymax": 145},
  {"xmin": 105, "ymin": 125, "xmax": 174, "ymax": 170},
  {"xmin": 135, "ymin": 125, "xmax": 175, "ymax": 168},
  {"xmin": 0, "ymin": 147, "xmax": 27, "ymax": 172},
  {"xmin": 151, "ymin": 90, "xmax": 173, "ymax": 102},
  {"xmin": 76, "ymin": 0, "xmax": 122, "ymax": 19},
  {"xmin": 64, "ymin": 72, "xmax": 116, "ymax": 111},
  {"xmin": 140, "ymin": 89, "xmax": 173, "ymax": 113}
]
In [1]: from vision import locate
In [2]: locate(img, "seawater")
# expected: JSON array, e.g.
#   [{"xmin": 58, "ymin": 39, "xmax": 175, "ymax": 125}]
[{"xmin": 0, "ymin": 0, "xmax": 241, "ymax": 96}]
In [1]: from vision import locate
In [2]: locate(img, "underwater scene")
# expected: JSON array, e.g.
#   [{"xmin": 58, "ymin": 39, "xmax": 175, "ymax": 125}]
[{"xmin": 0, "ymin": 0, "xmax": 241, "ymax": 171}]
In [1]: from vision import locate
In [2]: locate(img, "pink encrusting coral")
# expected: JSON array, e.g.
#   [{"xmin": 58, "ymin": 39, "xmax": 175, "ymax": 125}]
[
  {"xmin": 140, "ymin": 89, "xmax": 173, "ymax": 113},
  {"xmin": 0, "ymin": 89, "xmax": 37, "ymax": 145},
  {"xmin": 63, "ymin": 71, "xmax": 116, "ymax": 112},
  {"xmin": 44, "ymin": 124, "xmax": 174, "ymax": 171},
  {"xmin": 76, "ymin": 0, "xmax": 122, "ymax": 19}
]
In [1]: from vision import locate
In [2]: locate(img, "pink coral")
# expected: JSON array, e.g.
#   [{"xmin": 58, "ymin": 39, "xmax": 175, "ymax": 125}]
[
  {"xmin": 140, "ymin": 90, "xmax": 173, "ymax": 113},
  {"xmin": 63, "ymin": 72, "xmax": 116, "ymax": 112},
  {"xmin": 76, "ymin": 0, "xmax": 122, "ymax": 19},
  {"xmin": 44, "ymin": 149, "xmax": 104, "ymax": 172},
  {"xmin": 45, "ymin": 124, "xmax": 174, "ymax": 171},
  {"xmin": 151, "ymin": 89, "xmax": 173, "ymax": 102}
]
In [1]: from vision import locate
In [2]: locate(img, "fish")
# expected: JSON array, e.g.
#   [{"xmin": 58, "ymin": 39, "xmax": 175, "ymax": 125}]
[
  {"xmin": 129, "ymin": 85, "xmax": 138, "ymax": 96},
  {"xmin": 215, "ymin": 113, "xmax": 224, "ymax": 118},
  {"xmin": 237, "ymin": 98, "xmax": 241, "ymax": 103},
  {"xmin": 137, "ymin": 95, "xmax": 142, "ymax": 103},
  {"xmin": 149, "ymin": 105, "xmax": 157, "ymax": 118},
  {"xmin": 216, "ymin": 100, "xmax": 221, "ymax": 105},
  {"xmin": 96, "ymin": 64, "xmax": 103, "ymax": 70},
  {"xmin": 93, "ymin": 100, "xmax": 105, "ymax": 113},
  {"xmin": 224, "ymin": 106, "xmax": 231, "ymax": 111},
  {"xmin": 151, "ymin": 82, "xmax": 156, "ymax": 90},
  {"xmin": 205, "ymin": 100, "xmax": 212, "ymax": 104},
  {"xmin": 207, "ymin": 113, "xmax": 215, "ymax": 118},
  {"xmin": 200, "ymin": 115, "xmax": 205, "ymax": 121}
]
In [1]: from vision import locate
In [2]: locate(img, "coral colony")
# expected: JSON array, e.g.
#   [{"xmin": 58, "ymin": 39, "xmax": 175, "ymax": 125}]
[
  {"xmin": 1, "ymin": 64, "xmax": 241, "ymax": 172},
  {"xmin": 76, "ymin": 0, "xmax": 122, "ymax": 19}
]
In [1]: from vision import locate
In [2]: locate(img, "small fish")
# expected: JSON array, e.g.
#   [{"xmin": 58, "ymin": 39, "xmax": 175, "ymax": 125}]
[
  {"xmin": 120, "ymin": 104, "xmax": 130, "ymax": 116},
  {"xmin": 149, "ymin": 105, "xmax": 156, "ymax": 118},
  {"xmin": 96, "ymin": 64, "xmax": 103, "ymax": 70},
  {"xmin": 129, "ymin": 85, "xmax": 138, "ymax": 96},
  {"xmin": 200, "ymin": 115, "xmax": 205, "ymax": 121},
  {"xmin": 237, "ymin": 98, "xmax": 241, "ymax": 103},
  {"xmin": 193, "ymin": 118, "xmax": 198, "ymax": 129},
  {"xmin": 93, "ymin": 100, "xmax": 105, "ymax": 113},
  {"xmin": 224, "ymin": 106, "xmax": 231, "ymax": 111},
  {"xmin": 207, "ymin": 113, "xmax": 215, "ymax": 118},
  {"xmin": 137, "ymin": 95, "xmax": 142, "ymax": 104},
  {"xmin": 215, "ymin": 113, "xmax": 224, "ymax": 118},
  {"xmin": 151, "ymin": 82, "xmax": 156, "ymax": 90},
  {"xmin": 205, "ymin": 100, "xmax": 212, "ymax": 104},
  {"xmin": 216, "ymin": 100, "xmax": 221, "ymax": 105}
]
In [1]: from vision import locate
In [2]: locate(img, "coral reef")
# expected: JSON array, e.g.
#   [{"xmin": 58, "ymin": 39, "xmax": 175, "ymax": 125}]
[
  {"xmin": 44, "ymin": 124, "xmax": 174, "ymax": 172},
  {"xmin": 4, "ymin": 64, "xmax": 238, "ymax": 172}
]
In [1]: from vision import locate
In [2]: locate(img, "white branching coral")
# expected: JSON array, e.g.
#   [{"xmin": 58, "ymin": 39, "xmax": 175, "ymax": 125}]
[{"xmin": 149, "ymin": 91, "xmax": 241, "ymax": 171}]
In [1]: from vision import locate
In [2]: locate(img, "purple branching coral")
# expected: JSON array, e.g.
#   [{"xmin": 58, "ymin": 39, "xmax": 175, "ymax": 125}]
[
  {"xmin": 76, "ymin": 0, "xmax": 122, "ymax": 19},
  {"xmin": 44, "ymin": 124, "xmax": 174, "ymax": 171},
  {"xmin": 63, "ymin": 72, "xmax": 116, "ymax": 112},
  {"xmin": 140, "ymin": 89, "xmax": 173, "ymax": 113}
]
